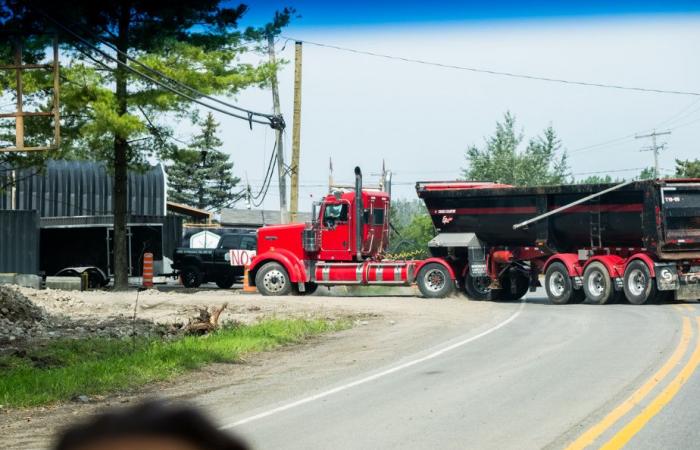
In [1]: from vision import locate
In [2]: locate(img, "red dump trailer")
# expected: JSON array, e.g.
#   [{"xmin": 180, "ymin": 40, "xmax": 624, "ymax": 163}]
[{"xmin": 247, "ymin": 167, "xmax": 700, "ymax": 304}]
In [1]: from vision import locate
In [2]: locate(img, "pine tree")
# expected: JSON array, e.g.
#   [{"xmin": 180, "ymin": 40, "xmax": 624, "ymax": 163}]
[{"xmin": 167, "ymin": 113, "xmax": 240, "ymax": 210}]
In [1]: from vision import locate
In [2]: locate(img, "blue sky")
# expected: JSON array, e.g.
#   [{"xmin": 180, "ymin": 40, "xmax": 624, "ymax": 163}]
[
  {"xmin": 239, "ymin": 1, "xmax": 700, "ymax": 27},
  {"xmin": 206, "ymin": 1, "xmax": 700, "ymax": 212}
]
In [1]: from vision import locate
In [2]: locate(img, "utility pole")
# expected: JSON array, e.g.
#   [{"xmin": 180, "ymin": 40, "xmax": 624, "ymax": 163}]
[
  {"xmin": 267, "ymin": 33, "xmax": 288, "ymax": 224},
  {"xmin": 636, "ymin": 129, "xmax": 671, "ymax": 179},
  {"xmin": 290, "ymin": 41, "xmax": 303, "ymax": 223}
]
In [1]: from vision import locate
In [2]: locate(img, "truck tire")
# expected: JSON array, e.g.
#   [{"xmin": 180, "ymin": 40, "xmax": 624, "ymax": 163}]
[
  {"xmin": 417, "ymin": 263, "xmax": 454, "ymax": 298},
  {"xmin": 215, "ymin": 274, "xmax": 236, "ymax": 289},
  {"xmin": 181, "ymin": 266, "xmax": 202, "ymax": 288},
  {"xmin": 545, "ymin": 262, "xmax": 585, "ymax": 304},
  {"xmin": 583, "ymin": 261, "xmax": 615, "ymax": 304},
  {"xmin": 500, "ymin": 272, "xmax": 529, "ymax": 301},
  {"xmin": 255, "ymin": 262, "xmax": 292, "ymax": 296},
  {"xmin": 464, "ymin": 275, "xmax": 499, "ymax": 301},
  {"xmin": 623, "ymin": 260, "xmax": 657, "ymax": 305}
]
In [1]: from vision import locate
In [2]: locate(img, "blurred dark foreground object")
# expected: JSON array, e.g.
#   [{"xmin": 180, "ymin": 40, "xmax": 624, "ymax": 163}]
[{"xmin": 53, "ymin": 400, "xmax": 249, "ymax": 450}]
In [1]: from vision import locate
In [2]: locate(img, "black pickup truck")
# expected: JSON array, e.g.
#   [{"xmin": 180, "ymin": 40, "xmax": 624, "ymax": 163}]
[{"xmin": 172, "ymin": 231, "xmax": 257, "ymax": 288}]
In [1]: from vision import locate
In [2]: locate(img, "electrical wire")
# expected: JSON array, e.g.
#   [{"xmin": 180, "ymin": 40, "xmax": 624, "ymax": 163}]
[{"xmin": 284, "ymin": 36, "xmax": 700, "ymax": 97}]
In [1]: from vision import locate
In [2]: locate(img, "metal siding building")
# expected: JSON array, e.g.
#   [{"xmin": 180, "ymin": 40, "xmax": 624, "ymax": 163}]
[
  {"xmin": 0, "ymin": 210, "xmax": 40, "ymax": 274},
  {"xmin": 0, "ymin": 160, "xmax": 176, "ymax": 278},
  {"xmin": 2, "ymin": 160, "xmax": 166, "ymax": 217}
]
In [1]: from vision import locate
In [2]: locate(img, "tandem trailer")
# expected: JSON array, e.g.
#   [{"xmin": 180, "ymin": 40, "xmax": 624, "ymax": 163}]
[{"xmin": 246, "ymin": 167, "xmax": 700, "ymax": 304}]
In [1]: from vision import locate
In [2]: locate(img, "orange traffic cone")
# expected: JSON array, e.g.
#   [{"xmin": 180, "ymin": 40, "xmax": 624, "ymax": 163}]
[{"xmin": 242, "ymin": 264, "xmax": 257, "ymax": 293}]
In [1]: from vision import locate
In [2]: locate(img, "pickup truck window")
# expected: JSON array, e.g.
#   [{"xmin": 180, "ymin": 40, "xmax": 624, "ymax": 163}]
[
  {"xmin": 240, "ymin": 236, "xmax": 257, "ymax": 250},
  {"xmin": 219, "ymin": 235, "xmax": 240, "ymax": 249}
]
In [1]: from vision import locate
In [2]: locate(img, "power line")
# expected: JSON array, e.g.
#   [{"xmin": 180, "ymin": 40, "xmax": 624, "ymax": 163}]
[{"xmin": 284, "ymin": 36, "xmax": 700, "ymax": 97}]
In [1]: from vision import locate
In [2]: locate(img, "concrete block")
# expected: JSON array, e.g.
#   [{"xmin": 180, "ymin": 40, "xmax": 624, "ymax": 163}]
[
  {"xmin": 15, "ymin": 274, "xmax": 42, "ymax": 290},
  {"xmin": 0, "ymin": 273, "xmax": 17, "ymax": 285},
  {"xmin": 45, "ymin": 276, "xmax": 83, "ymax": 291}
]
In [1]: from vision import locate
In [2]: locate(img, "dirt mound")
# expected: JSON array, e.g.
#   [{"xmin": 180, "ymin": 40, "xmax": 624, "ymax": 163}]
[
  {"xmin": 0, "ymin": 285, "xmax": 180, "ymax": 348},
  {"xmin": 0, "ymin": 285, "xmax": 47, "ymax": 324}
]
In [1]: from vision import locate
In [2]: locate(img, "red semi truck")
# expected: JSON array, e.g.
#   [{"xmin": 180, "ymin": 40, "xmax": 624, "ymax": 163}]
[{"xmin": 247, "ymin": 167, "xmax": 700, "ymax": 304}]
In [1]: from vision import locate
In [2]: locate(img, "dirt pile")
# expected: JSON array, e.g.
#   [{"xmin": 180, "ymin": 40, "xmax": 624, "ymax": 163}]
[{"xmin": 0, "ymin": 285, "xmax": 179, "ymax": 349}]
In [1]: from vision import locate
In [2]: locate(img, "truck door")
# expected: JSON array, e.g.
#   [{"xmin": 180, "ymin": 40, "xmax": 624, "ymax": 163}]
[
  {"xmin": 213, "ymin": 234, "xmax": 240, "ymax": 274},
  {"xmin": 320, "ymin": 200, "xmax": 352, "ymax": 261}
]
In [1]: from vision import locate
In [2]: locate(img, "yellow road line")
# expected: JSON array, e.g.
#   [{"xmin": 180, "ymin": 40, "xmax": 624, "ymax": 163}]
[
  {"xmin": 682, "ymin": 304, "xmax": 695, "ymax": 312},
  {"xmin": 565, "ymin": 317, "xmax": 692, "ymax": 450},
  {"xmin": 601, "ymin": 316, "xmax": 700, "ymax": 450}
]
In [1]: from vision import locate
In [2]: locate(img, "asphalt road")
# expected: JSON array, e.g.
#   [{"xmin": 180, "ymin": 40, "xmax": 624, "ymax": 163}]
[{"xmin": 216, "ymin": 291, "xmax": 700, "ymax": 450}]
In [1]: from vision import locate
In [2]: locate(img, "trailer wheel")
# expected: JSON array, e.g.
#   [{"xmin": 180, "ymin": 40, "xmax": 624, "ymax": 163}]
[
  {"xmin": 583, "ymin": 262, "xmax": 615, "ymax": 304},
  {"xmin": 623, "ymin": 260, "xmax": 657, "ymax": 305},
  {"xmin": 500, "ymin": 273, "xmax": 529, "ymax": 301},
  {"xmin": 181, "ymin": 266, "xmax": 202, "ymax": 288},
  {"xmin": 255, "ymin": 262, "xmax": 292, "ymax": 296},
  {"xmin": 417, "ymin": 263, "xmax": 454, "ymax": 298},
  {"xmin": 464, "ymin": 275, "xmax": 498, "ymax": 301},
  {"xmin": 545, "ymin": 262, "xmax": 584, "ymax": 304}
]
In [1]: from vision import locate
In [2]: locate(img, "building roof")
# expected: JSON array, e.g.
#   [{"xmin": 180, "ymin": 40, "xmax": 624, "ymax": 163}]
[
  {"xmin": 166, "ymin": 201, "xmax": 212, "ymax": 221},
  {"xmin": 218, "ymin": 209, "xmax": 311, "ymax": 227}
]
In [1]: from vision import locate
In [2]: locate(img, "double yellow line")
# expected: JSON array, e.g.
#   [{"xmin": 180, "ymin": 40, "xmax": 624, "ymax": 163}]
[{"xmin": 566, "ymin": 309, "xmax": 700, "ymax": 450}]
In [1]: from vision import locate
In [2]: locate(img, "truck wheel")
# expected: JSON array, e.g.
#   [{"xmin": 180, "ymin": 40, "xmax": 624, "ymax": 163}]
[
  {"xmin": 255, "ymin": 262, "xmax": 292, "ymax": 296},
  {"xmin": 464, "ymin": 275, "xmax": 496, "ymax": 301},
  {"xmin": 215, "ymin": 274, "xmax": 236, "ymax": 289},
  {"xmin": 500, "ymin": 273, "xmax": 529, "ymax": 301},
  {"xmin": 583, "ymin": 262, "xmax": 615, "ymax": 304},
  {"xmin": 181, "ymin": 266, "xmax": 202, "ymax": 288},
  {"xmin": 545, "ymin": 262, "xmax": 584, "ymax": 304},
  {"xmin": 623, "ymin": 260, "xmax": 657, "ymax": 305},
  {"xmin": 417, "ymin": 263, "xmax": 454, "ymax": 298}
]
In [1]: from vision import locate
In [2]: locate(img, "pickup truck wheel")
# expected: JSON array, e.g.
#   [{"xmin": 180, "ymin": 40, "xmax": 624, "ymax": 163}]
[
  {"xmin": 545, "ymin": 262, "xmax": 584, "ymax": 304},
  {"xmin": 464, "ymin": 275, "xmax": 498, "ymax": 301},
  {"xmin": 583, "ymin": 262, "xmax": 615, "ymax": 304},
  {"xmin": 623, "ymin": 260, "xmax": 657, "ymax": 305},
  {"xmin": 255, "ymin": 262, "xmax": 292, "ymax": 296},
  {"xmin": 215, "ymin": 274, "xmax": 236, "ymax": 289},
  {"xmin": 181, "ymin": 266, "xmax": 202, "ymax": 288},
  {"xmin": 417, "ymin": 263, "xmax": 454, "ymax": 298}
]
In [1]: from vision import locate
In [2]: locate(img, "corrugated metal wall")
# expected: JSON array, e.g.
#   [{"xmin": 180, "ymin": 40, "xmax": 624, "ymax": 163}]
[
  {"xmin": 0, "ymin": 160, "xmax": 166, "ymax": 217},
  {"xmin": 0, "ymin": 210, "xmax": 39, "ymax": 274}
]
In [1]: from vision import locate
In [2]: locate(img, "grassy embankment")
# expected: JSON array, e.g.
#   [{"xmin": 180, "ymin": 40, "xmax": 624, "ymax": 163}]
[{"xmin": 0, "ymin": 318, "xmax": 349, "ymax": 408}]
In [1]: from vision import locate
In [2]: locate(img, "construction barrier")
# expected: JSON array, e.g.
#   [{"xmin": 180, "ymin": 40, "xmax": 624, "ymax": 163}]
[
  {"xmin": 242, "ymin": 264, "xmax": 256, "ymax": 293},
  {"xmin": 143, "ymin": 252, "xmax": 154, "ymax": 288}
]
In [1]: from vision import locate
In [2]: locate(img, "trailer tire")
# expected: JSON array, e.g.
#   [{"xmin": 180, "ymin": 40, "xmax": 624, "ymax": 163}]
[
  {"xmin": 181, "ymin": 266, "xmax": 203, "ymax": 288},
  {"xmin": 255, "ymin": 262, "xmax": 292, "ymax": 296},
  {"xmin": 623, "ymin": 260, "xmax": 657, "ymax": 305},
  {"xmin": 583, "ymin": 262, "xmax": 615, "ymax": 304},
  {"xmin": 499, "ymin": 273, "xmax": 529, "ymax": 301},
  {"xmin": 464, "ymin": 275, "xmax": 498, "ymax": 301},
  {"xmin": 545, "ymin": 262, "xmax": 584, "ymax": 304},
  {"xmin": 417, "ymin": 263, "xmax": 454, "ymax": 298}
]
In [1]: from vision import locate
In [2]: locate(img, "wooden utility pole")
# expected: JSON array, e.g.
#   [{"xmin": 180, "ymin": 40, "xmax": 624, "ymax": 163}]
[
  {"xmin": 290, "ymin": 41, "xmax": 303, "ymax": 222},
  {"xmin": 267, "ymin": 34, "xmax": 288, "ymax": 224},
  {"xmin": 636, "ymin": 129, "xmax": 671, "ymax": 179}
]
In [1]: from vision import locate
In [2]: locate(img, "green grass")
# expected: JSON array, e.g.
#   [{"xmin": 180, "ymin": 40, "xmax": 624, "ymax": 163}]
[{"xmin": 0, "ymin": 318, "xmax": 349, "ymax": 408}]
